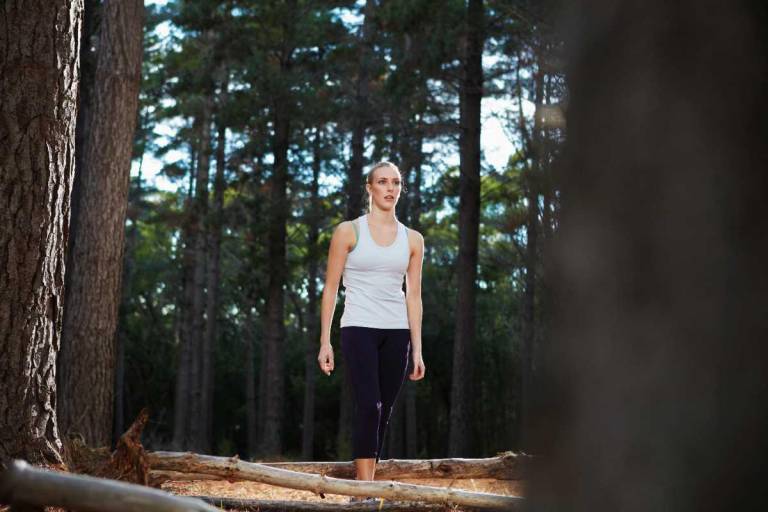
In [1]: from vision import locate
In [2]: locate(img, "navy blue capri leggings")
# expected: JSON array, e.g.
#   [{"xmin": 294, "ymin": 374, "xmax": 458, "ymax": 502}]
[{"xmin": 340, "ymin": 326, "xmax": 411, "ymax": 462}]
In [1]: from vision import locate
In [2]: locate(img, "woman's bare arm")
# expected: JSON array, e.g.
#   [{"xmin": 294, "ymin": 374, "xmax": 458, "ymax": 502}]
[
  {"xmin": 320, "ymin": 221, "xmax": 355, "ymax": 344},
  {"xmin": 405, "ymin": 229, "xmax": 426, "ymax": 380}
]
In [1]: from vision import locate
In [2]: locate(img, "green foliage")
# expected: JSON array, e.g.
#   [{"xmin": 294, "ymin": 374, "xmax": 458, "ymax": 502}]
[{"xmin": 119, "ymin": 0, "xmax": 563, "ymax": 458}]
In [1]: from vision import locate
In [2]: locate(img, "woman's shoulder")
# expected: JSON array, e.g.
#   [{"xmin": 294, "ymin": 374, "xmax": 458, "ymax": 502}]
[
  {"xmin": 402, "ymin": 224, "xmax": 424, "ymax": 246},
  {"xmin": 333, "ymin": 219, "xmax": 360, "ymax": 251}
]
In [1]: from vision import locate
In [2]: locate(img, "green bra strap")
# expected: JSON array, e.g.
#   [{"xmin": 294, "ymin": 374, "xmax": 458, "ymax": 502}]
[{"xmin": 351, "ymin": 219, "xmax": 359, "ymax": 251}]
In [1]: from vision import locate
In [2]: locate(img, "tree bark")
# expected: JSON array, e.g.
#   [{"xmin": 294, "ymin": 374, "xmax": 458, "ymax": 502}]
[
  {"xmin": 173, "ymin": 132, "xmax": 200, "ymax": 450},
  {"xmin": 0, "ymin": 0, "xmax": 83, "ymax": 466},
  {"xmin": 519, "ymin": 61, "xmax": 544, "ymax": 450},
  {"xmin": 146, "ymin": 452, "xmax": 522, "ymax": 510},
  {"xmin": 528, "ymin": 2, "xmax": 768, "ymax": 510},
  {"xmin": 244, "ymin": 301, "xmax": 259, "ymax": 460},
  {"xmin": 0, "ymin": 460, "xmax": 219, "ymax": 512},
  {"xmin": 188, "ymin": 95, "xmax": 213, "ymax": 453},
  {"xmin": 191, "ymin": 495, "xmax": 448, "ymax": 511},
  {"xmin": 59, "ymin": 0, "xmax": 144, "ymax": 449},
  {"xmin": 260, "ymin": 89, "xmax": 291, "ymax": 456},
  {"xmin": 347, "ymin": 0, "xmax": 377, "ymax": 219},
  {"xmin": 302, "ymin": 128, "xmax": 323, "ymax": 460},
  {"xmin": 449, "ymin": 0, "xmax": 484, "ymax": 458},
  {"xmin": 147, "ymin": 451, "xmax": 529, "ymax": 481},
  {"xmin": 200, "ymin": 72, "xmax": 229, "ymax": 455}
]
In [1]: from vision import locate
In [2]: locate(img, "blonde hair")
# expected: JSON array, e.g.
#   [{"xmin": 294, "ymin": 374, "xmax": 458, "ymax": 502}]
[{"xmin": 365, "ymin": 161, "xmax": 405, "ymax": 213}]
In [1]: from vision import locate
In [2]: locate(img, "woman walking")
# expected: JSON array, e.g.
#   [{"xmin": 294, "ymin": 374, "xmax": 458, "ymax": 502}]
[{"xmin": 317, "ymin": 161, "xmax": 426, "ymax": 495}]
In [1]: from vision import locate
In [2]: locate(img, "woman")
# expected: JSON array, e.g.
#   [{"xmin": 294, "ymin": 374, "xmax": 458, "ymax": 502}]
[{"xmin": 317, "ymin": 161, "xmax": 426, "ymax": 495}]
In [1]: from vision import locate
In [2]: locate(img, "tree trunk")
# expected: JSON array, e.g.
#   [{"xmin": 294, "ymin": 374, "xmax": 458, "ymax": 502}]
[
  {"xmin": 449, "ymin": 0, "xmax": 484, "ymax": 458},
  {"xmin": 172, "ymin": 139, "xmax": 199, "ymax": 450},
  {"xmin": 260, "ymin": 92, "xmax": 291, "ymax": 456},
  {"xmin": 0, "ymin": 0, "xmax": 82, "ymax": 465},
  {"xmin": 147, "ymin": 450, "xmax": 529, "ymax": 481},
  {"xmin": 145, "ymin": 453, "xmax": 522, "ymax": 510},
  {"xmin": 405, "ymin": 119, "xmax": 424, "ymax": 459},
  {"xmin": 59, "ymin": 0, "xmax": 144, "ymax": 448},
  {"xmin": 188, "ymin": 96, "xmax": 213, "ymax": 452},
  {"xmin": 245, "ymin": 302, "xmax": 259, "ymax": 459},
  {"xmin": 519, "ymin": 62, "xmax": 544, "ymax": 450},
  {"xmin": 0, "ymin": 460, "xmax": 220, "ymax": 512},
  {"xmin": 302, "ymin": 128, "xmax": 323, "ymax": 460},
  {"xmin": 347, "ymin": 0, "xmax": 376, "ymax": 220},
  {"xmin": 191, "ymin": 496, "xmax": 447, "ymax": 512},
  {"xmin": 528, "ymin": 3, "xmax": 768, "ymax": 510},
  {"xmin": 200, "ymin": 72, "xmax": 228, "ymax": 455}
]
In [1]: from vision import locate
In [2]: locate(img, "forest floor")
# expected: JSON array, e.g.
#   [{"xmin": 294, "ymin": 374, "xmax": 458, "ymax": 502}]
[{"xmin": 163, "ymin": 476, "xmax": 525, "ymax": 509}]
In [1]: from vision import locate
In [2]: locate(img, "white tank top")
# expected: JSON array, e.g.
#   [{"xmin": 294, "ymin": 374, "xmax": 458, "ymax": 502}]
[{"xmin": 340, "ymin": 214, "xmax": 410, "ymax": 329}]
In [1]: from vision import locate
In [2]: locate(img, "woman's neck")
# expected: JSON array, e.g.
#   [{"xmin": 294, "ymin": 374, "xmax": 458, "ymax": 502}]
[{"xmin": 368, "ymin": 208, "xmax": 397, "ymax": 226}]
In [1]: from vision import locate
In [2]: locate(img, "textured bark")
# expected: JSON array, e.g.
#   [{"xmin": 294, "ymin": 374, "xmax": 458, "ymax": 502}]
[
  {"xmin": 301, "ymin": 129, "xmax": 323, "ymax": 460},
  {"xmin": 260, "ymin": 95, "xmax": 290, "ymax": 456},
  {"xmin": 449, "ymin": 0, "xmax": 484, "ymax": 458},
  {"xmin": 59, "ymin": 0, "xmax": 144, "ymax": 448},
  {"xmin": 529, "ymin": 2, "xmax": 768, "ymax": 510},
  {"xmin": 146, "ymin": 452, "xmax": 522, "ymax": 510},
  {"xmin": 519, "ymin": 63, "xmax": 544, "ymax": 450},
  {"xmin": 200, "ymin": 74, "xmax": 228, "ymax": 454},
  {"xmin": 190, "ymin": 496, "xmax": 446, "ymax": 512},
  {"xmin": 244, "ymin": 301, "xmax": 258, "ymax": 459},
  {"xmin": 188, "ymin": 96, "xmax": 213, "ymax": 452},
  {"xmin": 0, "ymin": 460, "xmax": 219, "ymax": 512},
  {"xmin": 172, "ymin": 142, "xmax": 199, "ymax": 450},
  {"xmin": 0, "ymin": 0, "xmax": 83, "ymax": 466},
  {"xmin": 405, "ymin": 129, "xmax": 424, "ymax": 459},
  {"xmin": 148, "ymin": 451, "xmax": 530, "ymax": 481},
  {"xmin": 347, "ymin": 0, "xmax": 376, "ymax": 220}
]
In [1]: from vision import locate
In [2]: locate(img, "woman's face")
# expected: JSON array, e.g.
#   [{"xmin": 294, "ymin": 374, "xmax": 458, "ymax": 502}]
[{"xmin": 367, "ymin": 165, "xmax": 402, "ymax": 211}]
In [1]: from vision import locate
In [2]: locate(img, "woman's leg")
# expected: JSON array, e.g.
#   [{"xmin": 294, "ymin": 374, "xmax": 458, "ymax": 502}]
[
  {"xmin": 374, "ymin": 329, "xmax": 411, "ymax": 463},
  {"xmin": 340, "ymin": 326, "xmax": 383, "ymax": 480}
]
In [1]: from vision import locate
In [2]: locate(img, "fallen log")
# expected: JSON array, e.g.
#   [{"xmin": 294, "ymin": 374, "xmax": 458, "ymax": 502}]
[
  {"xmin": 149, "ymin": 452, "xmax": 523, "ymax": 510},
  {"xmin": 149, "ymin": 470, "xmax": 222, "ymax": 486},
  {"xmin": 147, "ymin": 450, "xmax": 528, "ymax": 482},
  {"xmin": 0, "ymin": 460, "xmax": 219, "ymax": 512},
  {"xmin": 192, "ymin": 495, "xmax": 451, "ymax": 511}
]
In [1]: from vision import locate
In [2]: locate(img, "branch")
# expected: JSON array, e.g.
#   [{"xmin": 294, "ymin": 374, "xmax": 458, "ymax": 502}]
[
  {"xmin": 0, "ymin": 460, "xmax": 219, "ymax": 512},
  {"xmin": 147, "ymin": 452, "xmax": 523, "ymax": 510},
  {"xmin": 148, "ymin": 451, "xmax": 529, "ymax": 482}
]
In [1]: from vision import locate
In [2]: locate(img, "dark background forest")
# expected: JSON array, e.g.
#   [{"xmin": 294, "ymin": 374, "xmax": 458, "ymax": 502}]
[{"xmin": 117, "ymin": 0, "xmax": 565, "ymax": 461}]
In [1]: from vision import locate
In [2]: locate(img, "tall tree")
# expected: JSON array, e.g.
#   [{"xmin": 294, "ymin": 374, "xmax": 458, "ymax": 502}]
[
  {"xmin": 185, "ymin": 94, "xmax": 214, "ymax": 452},
  {"xmin": 59, "ymin": 0, "xmax": 145, "ymax": 448},
  {"xmin": 529, "ymin": 2, "xmax": 768, "ymax": 509},
  {"xmin": 0, "ymin": 0, "xmax": 83, "ymax": 465},
  {"xmin": 449, "ymin": 0, "xmax": 484, "ymax": 457},
  {"xmin": 302, "ymin": 127, "xmax": 324, "ymax": 459},
  {"xmin": 346, "ymin": 0, "xmax": 377, "ymax": 220},
  {"xmin": 200, "ymin": 69, "xmax": 229, "ymax": 454}
]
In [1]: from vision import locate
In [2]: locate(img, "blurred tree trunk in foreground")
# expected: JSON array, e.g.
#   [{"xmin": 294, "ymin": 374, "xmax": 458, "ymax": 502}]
[
  {"xmin": 0, "ymin": 0, "xmax": 83, "ymax": 465},
  {"xmin": 59, "ymin": 0, "xmax": 144, "ymax": 448},
  {"xmin": 529, "ymin": 2, "xmax": 768, "ymax": 511}
]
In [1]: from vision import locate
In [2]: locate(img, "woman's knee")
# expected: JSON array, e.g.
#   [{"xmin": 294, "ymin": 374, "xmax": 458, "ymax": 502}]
[{"xmin": 356, "ymin": 400, "xmax": 383, "ymax": 422}]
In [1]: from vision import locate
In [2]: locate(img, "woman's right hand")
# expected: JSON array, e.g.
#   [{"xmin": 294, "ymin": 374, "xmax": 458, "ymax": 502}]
[{"xmin": 317, "ymin": 342, "xmax": 334, "ymax": 376}]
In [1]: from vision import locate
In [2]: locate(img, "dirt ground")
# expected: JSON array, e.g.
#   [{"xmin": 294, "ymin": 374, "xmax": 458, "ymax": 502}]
[{"xmin": 163, "ymin": 476, "xmax": 525, "ymax": 507}]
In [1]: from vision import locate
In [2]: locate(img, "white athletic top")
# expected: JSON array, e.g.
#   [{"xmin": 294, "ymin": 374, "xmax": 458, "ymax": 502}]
[{"xmin": 339, "ymin": 214, "xmax": 410, "ymax": 329}]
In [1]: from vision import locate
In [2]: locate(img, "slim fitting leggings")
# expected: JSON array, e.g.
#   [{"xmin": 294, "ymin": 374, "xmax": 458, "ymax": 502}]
[{"xmin": 340, "ymin": 326, "xmax": 411, "ymax": 462}]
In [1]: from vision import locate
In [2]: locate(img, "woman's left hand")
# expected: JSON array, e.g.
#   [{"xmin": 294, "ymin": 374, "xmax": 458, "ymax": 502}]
[{"xmin": 409, "ymin": 352, "xmax": 425, "ymax": 381}]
